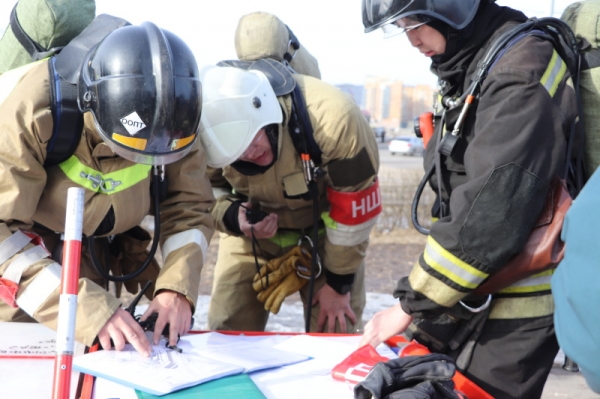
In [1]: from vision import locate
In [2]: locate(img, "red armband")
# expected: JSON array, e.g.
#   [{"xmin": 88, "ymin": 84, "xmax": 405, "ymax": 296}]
[{"xmin": 327, "ymin": 180, "xmax": 382, "ymax": 226}]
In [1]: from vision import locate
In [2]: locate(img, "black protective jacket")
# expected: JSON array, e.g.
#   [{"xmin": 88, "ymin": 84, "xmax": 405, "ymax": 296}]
[{"xmin": 395, "ymin": 4, "xmax": 579, "ymax": 319}]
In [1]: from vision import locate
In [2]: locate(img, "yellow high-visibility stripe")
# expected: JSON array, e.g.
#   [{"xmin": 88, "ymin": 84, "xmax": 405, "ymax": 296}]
[
  {"xmin": 424, "ymin": 236, "xmax": 488, "ymax": 289},
  {"xmin": 540, "ymin": 50, "xmax": 567, "ymax": 97},
  {"xmin": 268, "ymin": 227, "xmax": 326, "ymax": 248},
  {"xmin": 489, "ymin": 294, "xmax": 554, "ymax": 319},
  {"xmin": 59, "ymin": 155, "xmax": 151, "ymax": 195},
  {"xmin": 409, "ymin": 261, "xmax": 466, "ymax": 307},
  {"xmin": 497, "ymin": 269, "xmax": 554, "ymax": 294}
]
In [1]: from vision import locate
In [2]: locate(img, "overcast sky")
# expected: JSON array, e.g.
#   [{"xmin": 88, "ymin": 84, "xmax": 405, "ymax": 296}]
[{"xmin": 0, "ymin": 0, "xmax": 581, "ymax": 87}]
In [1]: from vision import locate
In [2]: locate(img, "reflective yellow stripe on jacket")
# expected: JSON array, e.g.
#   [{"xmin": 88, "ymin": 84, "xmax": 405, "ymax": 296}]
[
  {"xmin": 409, "ymin": 236, "xmax": 490, "ymax": 307},
  {"xmin": 540, "ymin": 49, "xmax": 567, "ymax": 97},
  {"xmin": 59, "ymin": 155, "xmax": 151, "ymax": 194}
]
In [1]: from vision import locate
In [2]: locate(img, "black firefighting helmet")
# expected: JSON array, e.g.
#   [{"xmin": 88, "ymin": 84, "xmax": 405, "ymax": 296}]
[
  {"xmin": 362, "ymin": 0, "xmax": 481, "ymax": 33},
  {"xmin": 77, "ymin": 22, "xmax": 202, "ymax": 165}
]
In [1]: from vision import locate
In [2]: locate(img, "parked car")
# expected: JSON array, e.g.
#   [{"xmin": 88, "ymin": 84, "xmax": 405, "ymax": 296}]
[{"xmin": 388, "ymin": 137, "xmax": 424, "ymax": 156}]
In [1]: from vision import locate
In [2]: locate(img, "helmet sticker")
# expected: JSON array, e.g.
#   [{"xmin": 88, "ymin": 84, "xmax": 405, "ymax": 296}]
[{"xmin": 120, "ymin": 112, "xmax": 147, "ymax": 136}]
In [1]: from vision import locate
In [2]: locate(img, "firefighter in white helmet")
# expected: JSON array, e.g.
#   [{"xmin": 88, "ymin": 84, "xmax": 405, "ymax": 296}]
[{"xmin": 199, "ymin": 64, "xmax": 380, "ymax": 333}]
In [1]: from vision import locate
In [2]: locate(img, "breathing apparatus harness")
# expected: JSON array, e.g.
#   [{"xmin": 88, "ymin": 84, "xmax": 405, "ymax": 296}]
[
  {"xmin": 411, "ymin": 17, "xmax": 584, "ymax": 235},
  {"xmin": 88, "ymin": 165, "xmax": 166, "ymax": 282}
]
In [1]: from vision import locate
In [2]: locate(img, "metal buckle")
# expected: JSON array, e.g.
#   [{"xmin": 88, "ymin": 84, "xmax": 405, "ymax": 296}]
[
  {"xmin": 80, "ymin": 172, "xmax": 122, "ymax": 192},
  {"xmin": 296, "ymin": 235, "xmax": 322, "ymax": 280}
]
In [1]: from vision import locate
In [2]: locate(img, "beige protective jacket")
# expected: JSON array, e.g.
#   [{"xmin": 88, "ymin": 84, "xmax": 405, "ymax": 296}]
[
  {"xmin": 210, "ymin": 74, "xmax": 379, "ymax": 280},
  {"xmin": 0, "ymin": 60, "xmax": 215, "ymax": 346}
]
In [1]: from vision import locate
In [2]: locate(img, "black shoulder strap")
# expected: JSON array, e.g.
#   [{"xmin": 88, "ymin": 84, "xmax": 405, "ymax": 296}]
[
  {"xmin": 289, "ymin": 83, "xmax": 322, "ymax": 165},
  {"xmin": 10, "ymin": 4, "xmax": 64, "ymax": 61},
  {"xmin": 45, "ymin": 57, "xmax": 83, "ymax": 167},
  {"xmin": 43, "ymin": 14, "xmax": 130, "ymax": 167}
]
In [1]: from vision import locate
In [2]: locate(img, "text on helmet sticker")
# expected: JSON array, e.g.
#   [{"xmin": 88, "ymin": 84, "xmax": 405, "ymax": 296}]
[{"xmin": 120, "ymin": 112, "xmax": 147, "ymax": 136}]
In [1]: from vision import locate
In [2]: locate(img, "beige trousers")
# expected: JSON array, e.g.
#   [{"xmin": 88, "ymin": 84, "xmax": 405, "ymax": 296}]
[{"xmin": 208, "ymin": 232, "xmax": 366, "ymax": 333}]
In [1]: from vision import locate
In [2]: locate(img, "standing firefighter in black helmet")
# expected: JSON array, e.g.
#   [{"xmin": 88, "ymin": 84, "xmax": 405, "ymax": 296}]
[
  {"xmin": 361, "ymin": 1, "xmax": 579, "ymax": 398},
  {"xmin": 0, "ymin": 21, "xmax": 214, "ymax": 356}
]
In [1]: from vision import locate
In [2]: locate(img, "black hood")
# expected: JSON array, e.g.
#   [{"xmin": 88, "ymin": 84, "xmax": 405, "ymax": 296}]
[{"xmin": 430, "ymin": 2, "xmax": 527, "ymax": 94}]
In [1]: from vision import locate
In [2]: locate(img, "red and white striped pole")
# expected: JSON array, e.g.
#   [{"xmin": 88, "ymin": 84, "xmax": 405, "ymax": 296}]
[{"xmin": 52, "ymin": 187, "xmax": 85, "ymax": 399}]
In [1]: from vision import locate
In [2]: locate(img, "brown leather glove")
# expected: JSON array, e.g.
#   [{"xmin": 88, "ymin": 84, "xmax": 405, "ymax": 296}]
[{"xmin": 252, "ymin": 246, "xmax": 312, "ymax": 314}]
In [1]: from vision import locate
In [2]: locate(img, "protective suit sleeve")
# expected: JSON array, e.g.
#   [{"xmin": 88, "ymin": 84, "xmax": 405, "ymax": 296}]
[
  {"xmin": 299, "ymin": 76, "xmax": 381, "ymax": 277},
  {"xmin": 0, "ymin": 224, "xmax": 121, "ymax": 346},
  {"xmin": 0, "ymin": 60, "xmax": 121, "ymax": 346},
  {"xmin": 154, "ymin": 139, "xmax": 216, "ymax": 312}
]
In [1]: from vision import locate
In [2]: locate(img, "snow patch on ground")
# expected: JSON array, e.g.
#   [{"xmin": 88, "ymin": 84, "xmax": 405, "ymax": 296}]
[{"xmin": 136, "ymin": 292, "xmax": 397, "ymax": 332}]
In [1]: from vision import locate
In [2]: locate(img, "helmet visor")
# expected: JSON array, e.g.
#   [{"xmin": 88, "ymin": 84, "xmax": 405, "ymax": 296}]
[
  {"xmin": 381, "ymin": 16, "xmax": 432, "ymax": 38},
  {"xmin": 363, "ymin": 0, "xmax": 480, "ymax": 32}
]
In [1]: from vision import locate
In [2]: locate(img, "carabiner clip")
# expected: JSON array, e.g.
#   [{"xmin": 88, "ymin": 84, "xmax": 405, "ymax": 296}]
[
  {"xmin": 296, "ymin": 235, "xmax": 322, "ymax": 279},
  {"xmin": 459, "ymin": 294, "xmax": 492, "ymax": 313}
]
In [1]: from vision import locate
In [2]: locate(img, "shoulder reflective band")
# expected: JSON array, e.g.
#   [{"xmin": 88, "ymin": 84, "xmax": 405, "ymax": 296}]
[
  {"xmin": 326, "ymin": 179, "xmax": 382, "ymax": 226},
  {"xmin": 59, "ymin": 155, "xmax": 152, "ymax": 195}
]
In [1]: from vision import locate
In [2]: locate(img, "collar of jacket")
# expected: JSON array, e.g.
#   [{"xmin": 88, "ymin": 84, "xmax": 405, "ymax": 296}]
[{"xmin": 431, "ymin": 3, "xmax": 527, "ymax": 98}]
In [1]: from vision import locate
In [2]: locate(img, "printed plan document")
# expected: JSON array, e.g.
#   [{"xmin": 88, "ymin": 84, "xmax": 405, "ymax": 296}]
[{"xmin": 73, "ymin": 332, "xmax": 310, "ymax": 396}]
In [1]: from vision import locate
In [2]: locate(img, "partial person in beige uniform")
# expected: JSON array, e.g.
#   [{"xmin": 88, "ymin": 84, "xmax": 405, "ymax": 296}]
[
  {"xmin": 199, "ymin": 64, "xmax": 381, "ymax": 333},
  {"xmin": 0, "ymin": 22, "xmax": 214, "ymax": 356}
]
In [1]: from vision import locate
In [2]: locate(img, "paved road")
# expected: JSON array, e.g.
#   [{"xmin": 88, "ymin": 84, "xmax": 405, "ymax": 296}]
[{"xmin": 378, "ymin": 140, "xmax": 424, "ymax": 170}]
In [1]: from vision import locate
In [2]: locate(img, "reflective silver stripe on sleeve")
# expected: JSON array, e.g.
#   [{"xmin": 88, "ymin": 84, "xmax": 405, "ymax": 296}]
[
  {"xmin": 325, "ymin": 216, "xmax": 378, "ymax": 246},
  {"xmin": 497, "ymin": 269, "xmax": 553, "ymax": 294},
  {"xmin": 424, "ymin": 236, "xmax": 488, "ymax": 290},
  {"xmin": 3, "ymin": 245, "xmax": 51, "ymax": 283},
  {"xmin": 162, "ymin": 229, "xmax": 208, "ymax": 264},
  {"xmin": 17, "ymin": 262, "xmax": 62, "ymax": 317},
  {"xmin": 0, "ymin": 230, "xmax": 33, "ymax": 265}
]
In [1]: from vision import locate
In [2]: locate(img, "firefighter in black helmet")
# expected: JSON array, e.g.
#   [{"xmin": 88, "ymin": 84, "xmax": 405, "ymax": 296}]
[
  {"xmin": 360, "ymin": 1, "xmax": 579, "ymax": 398},
  {"xmin": 0, "ymin": 21, "xmax": 214, "ymax": 357}
]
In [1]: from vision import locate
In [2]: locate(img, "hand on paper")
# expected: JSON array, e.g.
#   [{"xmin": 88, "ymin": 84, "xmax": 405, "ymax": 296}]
[
  {"xmin": 312, "ymin": 284, "xmax": 356, "ymax": 333},
  {"xmin": 359, "ymin": 303, "xmax": 413, "ymax": 348},
  {"xmin": 238, "ymin": 202, "xmax": 278, "ymax": 239},
  {"xmin": 140, "ymin": 290, "xmax": 192, "ymax": 347},
  {"xmin": 98, "ymin": 307, "xmax": 152, "ymax": 357}
]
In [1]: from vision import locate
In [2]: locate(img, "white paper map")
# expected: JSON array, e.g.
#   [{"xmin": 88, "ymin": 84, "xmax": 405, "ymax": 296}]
[
  {"xmin": 73, "ymin": 342, "xmax": 244, "ymax": 396},
  {"xmin": 72, "ymin": 333, "xmax": 310, "ymax": 396}
]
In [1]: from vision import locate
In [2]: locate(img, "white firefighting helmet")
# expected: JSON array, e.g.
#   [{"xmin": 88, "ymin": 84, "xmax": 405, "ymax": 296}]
[{"xmin": 198, "ymin": 65, "xmax": 282, "ymax": 168}]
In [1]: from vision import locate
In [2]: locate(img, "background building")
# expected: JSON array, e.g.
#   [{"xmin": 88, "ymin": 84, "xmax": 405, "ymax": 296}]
[{"xmin": 338, "ymin": 77, "xmax": 435, "ymax": 134}]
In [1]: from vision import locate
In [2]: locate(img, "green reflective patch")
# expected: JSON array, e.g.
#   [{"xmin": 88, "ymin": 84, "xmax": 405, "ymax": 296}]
[{"xmin": 59, "ymin": 155, "xmax": 151, "ymax": 195}]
